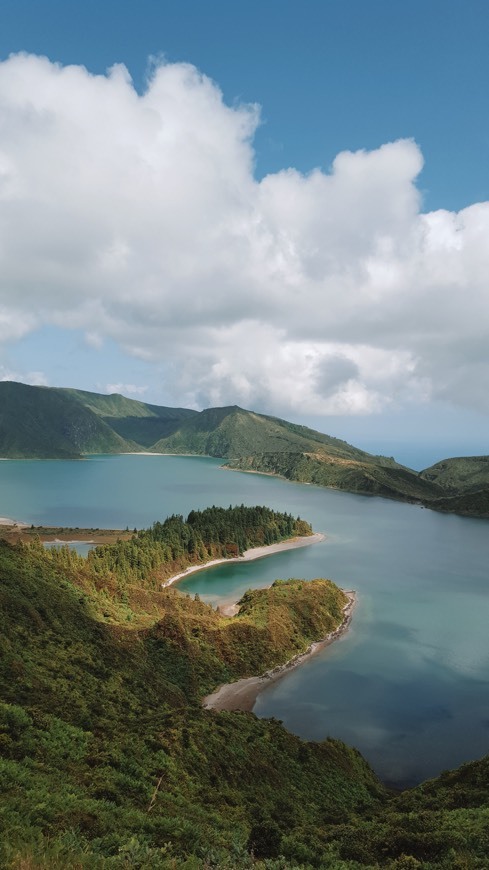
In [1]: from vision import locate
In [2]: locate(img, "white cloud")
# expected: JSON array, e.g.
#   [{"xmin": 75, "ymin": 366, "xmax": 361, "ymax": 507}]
[
  {"xmin": 0, "ymin": 367, "xmax": 47, "ymax": 386},
  {"xmin": 105, "ymin": 383, "xmax": 148, "ymax": 396},
  {"xmin": 0, "ymin": 53, "xmax": 488, "ymax": 416}
]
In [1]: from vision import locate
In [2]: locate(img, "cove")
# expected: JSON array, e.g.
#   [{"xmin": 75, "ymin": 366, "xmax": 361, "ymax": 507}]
[{"xmin": 1, "ymin": 453, "xmax": 488, "ymax": 787}]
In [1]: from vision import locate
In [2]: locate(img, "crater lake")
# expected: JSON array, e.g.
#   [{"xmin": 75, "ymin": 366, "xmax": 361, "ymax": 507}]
[{"xmin": 1, "ymin": 452, "xmax": 488, "ymax": 787}]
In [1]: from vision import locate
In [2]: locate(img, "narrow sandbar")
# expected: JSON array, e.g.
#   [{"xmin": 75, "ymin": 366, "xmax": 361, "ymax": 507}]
[
  {"xmin": 203, "ymin": 592, "xmax": 356, "ymax": 713},
  {"xmin": 162, "ymin": 532, "xmax": 325, "ymax": 589}
]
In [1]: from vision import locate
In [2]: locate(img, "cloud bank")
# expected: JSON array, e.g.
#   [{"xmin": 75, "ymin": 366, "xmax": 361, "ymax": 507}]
[{"xmin": 0, "ymin": 53, "xmax": 488, "ymax": 415}]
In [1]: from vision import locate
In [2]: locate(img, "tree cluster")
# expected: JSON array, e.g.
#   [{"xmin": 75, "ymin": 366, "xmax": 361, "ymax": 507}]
[{"xmin": 74, "ymin": 505, "xmax": 312, "ymax": 589}]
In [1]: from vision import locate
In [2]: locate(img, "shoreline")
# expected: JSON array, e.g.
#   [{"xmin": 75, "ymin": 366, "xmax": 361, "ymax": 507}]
[
  {"xmin": 120, "ymin": 452, "xmax": 205, "ymax": 457},
  {"xmin": 202, "ymin": 591, "xmax": 356, "ymax": 713},
  {"xmin": 161, "ymin": 532, "xmax": 325, "ymax": 589},
  {"xmin": 0, "ymin": 517, "xmax": 28, "ymax": 528}
]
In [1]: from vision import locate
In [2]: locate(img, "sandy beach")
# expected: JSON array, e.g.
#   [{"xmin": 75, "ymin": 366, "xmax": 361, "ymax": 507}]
[
  {"xmin": 203, "ymin": 591, "xmax": 356, "ymax": 713},
  {"xmin": 161, "ymin": 532, "xmax": 325, "ymax": 590}
]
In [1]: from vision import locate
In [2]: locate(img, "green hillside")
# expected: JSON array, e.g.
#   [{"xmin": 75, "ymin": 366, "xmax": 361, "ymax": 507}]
[
  {"xmin": 0, "ymin": 382, "xmax": 133, "ymax": 458},
  {"xmin": 2, "ymin": 512, "xmax": 489, "ymax": 867},
  {"xmin": 423, "ymin": 488, "xmax": 489, "ymax": 518},
  {"xmin": 0, "ymin": 513, "xmax": 384, "ymax": 868},
  {"xmin": 152, "ymin": 404, "xmax": 399, "ymax": 464},
  {"xmin": 420, "ymin": 455, "xmax": 489, "ymax": 492},
  {"xmin": 418, "ymin": 456, "xmax": 489, "ymax": 517},
  {"xmin": 226, "ymin": 450, "xmax": 443, "ymax": 503},
  {"xmin": 0, "ymin": 382, "xmax": 198, "ymax": 456},
  {"xmin": 151, "ymin": 406, "xmax": 449, "ymax": 504},
  {"xmin": 1, "ymin": 381, "xmax": 488, "ymax": 515},
  {"xmin": 63, "ymin": 388, "xmax": 198, "ymax": 447}
]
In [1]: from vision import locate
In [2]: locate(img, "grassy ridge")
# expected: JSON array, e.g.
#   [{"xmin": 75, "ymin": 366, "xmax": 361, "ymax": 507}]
[
  {"xmin": 0, "ymin": 382, "xmax": 133, "ymax": 458},
  {"xmin": 1, "ymin": 381, "xmax": 488, "ymax": 515},
  {"xmin": 0, "ymin": 383, "xmax": 197, "ymax": 456},
  {"xmin": 64, "ymin": 388, "xmax": 199, "ymax": 447},
  {"xmin": 419, "ymin": 456, "xmax": 489, "ymax": 516},
  {"xmin": 150, "ymin": 405, "xmax": 396, "ymax": 463},
  {"xmin": 225, "ymin": 451, "xmax": 443, "ymax": 502},
  {"xmin": 420, "ymin": 455, "xmax": 489, "ymax": 492}
]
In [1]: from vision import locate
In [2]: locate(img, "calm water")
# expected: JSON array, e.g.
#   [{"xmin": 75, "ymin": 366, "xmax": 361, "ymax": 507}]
[{"xmin": 1, "ymin": 454, "xmax": 488, "ymax": 787}]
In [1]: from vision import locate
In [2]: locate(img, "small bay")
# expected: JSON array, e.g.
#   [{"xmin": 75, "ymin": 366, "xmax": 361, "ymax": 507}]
[{"xmin": 1, "ymin": 453, "xmax": 488, "ymax": 787}]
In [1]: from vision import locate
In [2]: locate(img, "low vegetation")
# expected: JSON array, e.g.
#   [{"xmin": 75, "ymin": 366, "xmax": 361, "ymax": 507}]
[
  {"xmin": 420, "ymin": 455, "xmax": 489, "ymax": 492},
  {"xmin": 2, "ymin": 506, "xmax": 489, "ymax": 867},
  {"xmin": 225, "ymin": 451, "xmax": 443, "ymax": 503},
  {"xmin": 420, "ymin": 457, "xmax": 489, "ymax": 517}
]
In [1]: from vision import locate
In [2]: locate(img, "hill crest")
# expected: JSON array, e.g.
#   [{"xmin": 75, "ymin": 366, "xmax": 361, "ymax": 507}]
[{"xmin": 1, "ymin": 381, "xmax": 488, "ymax": 515}]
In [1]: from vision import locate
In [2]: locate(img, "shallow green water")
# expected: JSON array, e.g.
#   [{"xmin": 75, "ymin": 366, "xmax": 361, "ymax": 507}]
[{"xmin": 1, "ymin": 454, "xmax": 488, "ymax": 786}]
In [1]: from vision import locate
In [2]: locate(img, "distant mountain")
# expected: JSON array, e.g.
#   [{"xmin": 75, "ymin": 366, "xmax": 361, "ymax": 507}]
[
  {"xmin": 0, "ymin": 382, "xmax": 197, "ymax": 457},
  {"xmin": 0, "ymin": 382, "xmax": 487, "ymax": 515},
  {"xmin": 153, "ymin": 404, "xmax": 444, "ymax": 503},
  {"xmin": 152, "ymin": 404, "xmax": 399, "ymax": 464},
  {"xmin": 64, "ymin": 388, "xmax": 198, "ymax": 447},
  {"xmin": 0, "ymin": 382, "xmax": 132, "ymax": 458}
]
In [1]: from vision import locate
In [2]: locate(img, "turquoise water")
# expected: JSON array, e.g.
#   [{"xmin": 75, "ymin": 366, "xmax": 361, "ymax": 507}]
[{"xmin": 1, "ymin": 454, "xmax": 488, "ymax": 786}]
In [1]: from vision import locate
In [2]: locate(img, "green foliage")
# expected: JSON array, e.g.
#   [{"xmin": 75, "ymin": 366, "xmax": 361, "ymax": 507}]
[
  {"xmin": 0, "ymin": 533, "xmax": 385, "ymax": 868},
  {"xmin": 226, "ymin": 450, "xmax": 443, "ymax": 503},
  {"xmin": 420, "ymin": 457, "xmax": 489, "ymax": 517},
  {"xmin": 150, "ymin": 404, "xmax": 397, "ymax": 464},
  {"xmin": 79, "ymin": 505, "xmax": 311, "ymax": 596},
  {"xmin": 423, "ymin": 488, "xmax": 489, "ymax": 518},
  {"xmin": 2, "ymin": 509, "xmax": 489, "ymax": 868},
  {"xmin": 0, "ymin": 382, "xmax": 133, "ymax": 458},
  {"xmin": 420, "ymin": 455, "xmax": 489, "ymax": 493},
  {"xmin": 64, "ymin": 387, "xmax": 198, "ymax": 447}
]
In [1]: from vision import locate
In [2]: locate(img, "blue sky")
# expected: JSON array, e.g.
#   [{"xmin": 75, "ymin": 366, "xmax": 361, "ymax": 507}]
[
  {"xmin": 3, "ymin": 0, "xmax": 488, "ymax": 212},
  {"xmin": 1, "ymin": 1, "xmax": 489, "ymax": 466}
]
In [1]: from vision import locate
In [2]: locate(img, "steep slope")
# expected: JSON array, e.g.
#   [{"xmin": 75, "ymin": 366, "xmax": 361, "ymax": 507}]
[
  {"xmin": 226, "ymin": 450, "xmax": 444, "ymax": 502},
  {"xmin": 2, "ymin": 524, "xmax": 489, "ymax": 867},
  {"xmin": 0, "ymin": 382, "xmax": 198, "ymax": 455},
  {"xmin": 153, "ymin": 404, "xmax": 399, "ymax": 464},
  {"xmin": 154, "ymin": 404, "xmax": 442, "ymax": 503},
  {"xmin": 418, "ymin": 456, "xmax": 489, "ymax": 517},
  {"xmin": 0, "ymin": 382, "xmax": 133, "ymax": 458},
  {"xmin": 423, "ymin": 489, "xmax": 489, "ymax": 518},
  {"xmin": 420, "ymin": 455, "xmax": 489, "ymax": 492},
  {"xmin": 0, "ymin": 533, "xmax": 385, "ymax": 868},
  {"xmin": 1, "ymin": 382, "xmax": 487, "ymax": 514},
  {"xmin": 64, "ymin": 387, "xmax": 198, "ymax": 447}
]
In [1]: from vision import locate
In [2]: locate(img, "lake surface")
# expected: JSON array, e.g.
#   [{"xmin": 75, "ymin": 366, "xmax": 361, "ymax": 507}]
[{"xmin": 1, "ymin": 454, "xmax": 488, "ymax": 787}]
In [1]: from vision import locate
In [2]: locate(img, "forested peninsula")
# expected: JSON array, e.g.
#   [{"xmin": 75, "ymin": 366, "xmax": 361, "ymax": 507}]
[
  {"xmin": 1, "ymin": 380, "xmax": 489, "ymax": 517},
  {"xmin": 2, "ymin": 504, "xmax": 489, "ymax": 867}
]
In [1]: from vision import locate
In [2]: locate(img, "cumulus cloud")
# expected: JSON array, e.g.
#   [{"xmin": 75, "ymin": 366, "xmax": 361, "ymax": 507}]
[{"xmin": 0, "ymin": 53, "xmax": 488, "ymax": 415}]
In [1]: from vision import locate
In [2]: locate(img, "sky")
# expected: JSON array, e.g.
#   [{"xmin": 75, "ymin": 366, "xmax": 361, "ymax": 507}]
[{"xmin": 1, "ymin": 0, "xmax": 489, "ymax": 467}]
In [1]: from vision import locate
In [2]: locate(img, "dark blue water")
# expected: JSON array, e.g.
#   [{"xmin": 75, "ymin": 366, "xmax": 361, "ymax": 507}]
[{"xmin": 1, "ymin": 454, "xmax": 488, "ymax": 786}]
